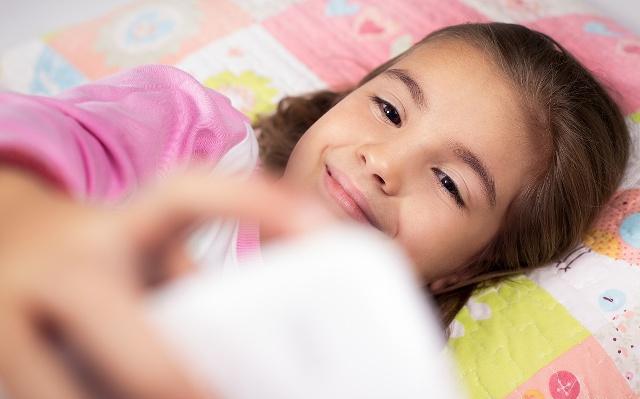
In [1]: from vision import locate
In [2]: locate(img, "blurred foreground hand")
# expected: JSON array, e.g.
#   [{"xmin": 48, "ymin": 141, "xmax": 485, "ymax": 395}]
[{"xmin": 0, "ymin": 167, "xmax": 333, "ymax": 399}]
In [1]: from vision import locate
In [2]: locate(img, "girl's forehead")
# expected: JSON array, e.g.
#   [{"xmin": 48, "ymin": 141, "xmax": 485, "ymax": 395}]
[
  {"xmin": 377, "ymin": 41, "xmax": 520, "ymax": 122},
  {"xmin": 393, "ymin": 39, "xmax": 497, "ymax": 81}
]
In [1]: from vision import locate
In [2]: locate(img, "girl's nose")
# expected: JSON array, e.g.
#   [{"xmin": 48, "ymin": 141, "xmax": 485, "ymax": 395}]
[{"xmin": 357, "ymin": 142, "xmax": 405, "ymax": 195}]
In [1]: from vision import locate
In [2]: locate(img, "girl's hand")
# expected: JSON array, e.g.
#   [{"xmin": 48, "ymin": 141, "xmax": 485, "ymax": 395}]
[{"xmin": 0, "ymin": 167, "xmax": 333, "ymax": 399}]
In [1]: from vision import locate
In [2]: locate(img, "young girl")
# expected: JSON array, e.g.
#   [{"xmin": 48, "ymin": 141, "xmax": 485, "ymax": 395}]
[{"xmin": 0, "ymin": 22, "xmax": 630, "ymax": 398}]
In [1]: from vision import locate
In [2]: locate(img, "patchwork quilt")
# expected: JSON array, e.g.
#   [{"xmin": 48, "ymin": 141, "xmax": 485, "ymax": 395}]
[{"xmin": 1, "ymin": 1, "xmax": 639, "ymax": 398}]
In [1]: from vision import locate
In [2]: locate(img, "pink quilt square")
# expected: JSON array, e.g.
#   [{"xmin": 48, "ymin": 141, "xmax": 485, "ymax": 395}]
[
  {"xmin": 262, "ymin": 0, "xmax": 488, "ymax": 88},
  {"xmin": 505, "ymin": 336, "xmax": 635, "ymax": 399},
  {"xmin": 46, "ymin": 0, "xmax": 252, "ymax": 80},
  {"xmin": 530, "ymin": 15, "xmax": 640, "ymax": 115}
]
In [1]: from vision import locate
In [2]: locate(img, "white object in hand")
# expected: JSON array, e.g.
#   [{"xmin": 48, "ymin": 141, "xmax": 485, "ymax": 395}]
[{"xmin": 148, "ymin": 224, "xmax": 465, "ymax": 399}]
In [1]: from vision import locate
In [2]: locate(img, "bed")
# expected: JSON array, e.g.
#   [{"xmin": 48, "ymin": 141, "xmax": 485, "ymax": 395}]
[{"xmin": 1, "ymin": 1, "xmax": 639, "ymax": 398}]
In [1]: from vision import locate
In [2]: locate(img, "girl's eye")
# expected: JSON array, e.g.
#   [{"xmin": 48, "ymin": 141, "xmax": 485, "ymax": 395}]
[
  {"xmin": 432, "ymin": 168, "xmax": 465, "ymax": 208},
  {"xmin": 370, "ymin": 96, "xmax": 402, "ymax": 127}
]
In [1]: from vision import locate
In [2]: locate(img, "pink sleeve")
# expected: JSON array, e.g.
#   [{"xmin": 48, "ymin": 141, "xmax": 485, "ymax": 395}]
[{"xmin": 0, "ymin": 65, "xmax": 251, "ymax": 201}]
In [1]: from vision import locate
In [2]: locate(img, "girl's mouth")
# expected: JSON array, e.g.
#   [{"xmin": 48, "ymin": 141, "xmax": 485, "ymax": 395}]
[{"xmin": 323, "ymin": 165, "xmax": 377, "ymax": 228}]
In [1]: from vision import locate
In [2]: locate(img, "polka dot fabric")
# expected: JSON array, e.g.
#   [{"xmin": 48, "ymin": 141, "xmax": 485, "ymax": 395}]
[{"xmin": 585, "ymin": 189, "xmax": 640, "ymax": 265}]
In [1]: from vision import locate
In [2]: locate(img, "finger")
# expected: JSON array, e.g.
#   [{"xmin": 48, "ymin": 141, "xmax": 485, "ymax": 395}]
[
  {"xmin": 126, "ymin": 171, "xmax": 335, "ymax": 248},
  {"xmin": 142, "ymin": 240, "xmax": 196, "ymax": 288},
  {"xmin": 0, "ymin": 311, "xmax": 89, "ymax": 399},
  {"xmin": 39, "ymin": 272, "xmax": 211, "ymax": 399}
]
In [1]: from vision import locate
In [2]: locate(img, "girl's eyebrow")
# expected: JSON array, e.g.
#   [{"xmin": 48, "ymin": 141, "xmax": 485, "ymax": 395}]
[
  {"xmin": 451, "ymin": 142, "xmax": 497, "ymax": 208},
  {"xmin": 384, "ymin": 68, "xmax": 427, "ymax": 110}
]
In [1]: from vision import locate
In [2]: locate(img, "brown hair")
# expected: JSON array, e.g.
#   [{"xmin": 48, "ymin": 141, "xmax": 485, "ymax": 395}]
[{"xmin": 255, "ymin": 22, "xmax": 630, "ymax": 327}]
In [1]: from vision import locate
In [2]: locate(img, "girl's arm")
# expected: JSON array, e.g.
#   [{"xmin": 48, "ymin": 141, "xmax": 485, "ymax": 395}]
[
  {"xmin": 0, "ymin": 66, "xmax": 258, "ymax": 398},
  {"xmin": 0, "ymin": 166, "xmax": 334, "ymax": 399},
  {"xmin": 0, "ymin": 65, "xmax": 252, "ymax": 201}
]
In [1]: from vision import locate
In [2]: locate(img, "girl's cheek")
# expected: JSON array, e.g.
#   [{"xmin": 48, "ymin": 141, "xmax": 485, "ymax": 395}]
[{"xmin": 400, "ymin": 205, "xmax": 471, "ymax": 277}]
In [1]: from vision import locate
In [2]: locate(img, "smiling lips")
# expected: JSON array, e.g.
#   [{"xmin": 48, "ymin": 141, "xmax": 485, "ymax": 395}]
[{"xmin": 323, "ymin": 165, "xmax": 378, "ymax": 228}]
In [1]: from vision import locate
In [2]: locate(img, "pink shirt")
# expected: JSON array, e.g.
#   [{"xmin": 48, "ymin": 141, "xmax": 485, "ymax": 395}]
[{"xmin": 0, "ymin": 64, "xmax": 261, "ymax": 264}]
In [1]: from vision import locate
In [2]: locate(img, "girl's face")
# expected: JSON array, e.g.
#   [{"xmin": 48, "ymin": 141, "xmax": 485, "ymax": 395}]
[{"xmin": 283, "ymin": 40, "xmax": 538, "ymax": 287}]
